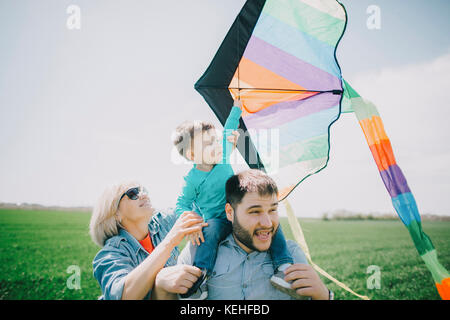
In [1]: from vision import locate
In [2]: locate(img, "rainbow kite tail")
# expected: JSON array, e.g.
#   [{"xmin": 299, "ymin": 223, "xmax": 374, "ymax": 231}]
[
  {"xmin": 343, "ymin": 80, "xmax": 450, "ymax": 300},
  {"xmin": 422, "ymin": 250, "xmax": 450, "ymax": 300}
]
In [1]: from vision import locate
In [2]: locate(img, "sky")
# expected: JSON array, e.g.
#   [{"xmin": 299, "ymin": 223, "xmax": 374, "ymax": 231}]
[{"xmin": 0, "ymin": 0, "xmax": 449, "ymax": 217}]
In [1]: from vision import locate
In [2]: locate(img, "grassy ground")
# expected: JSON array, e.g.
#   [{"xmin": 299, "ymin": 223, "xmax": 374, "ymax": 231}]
[
  {"xmin": 0, "ymin": 209, "xmax": 448, "ymax": 300},
  {"xmin": 280, "ymin": 218, "xmax": 450, "ymax": 300}
]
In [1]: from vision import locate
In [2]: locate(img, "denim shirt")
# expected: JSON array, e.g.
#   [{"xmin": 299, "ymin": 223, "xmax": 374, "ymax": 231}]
[
  {"xmin": 178, "ymin": 234, "xmax": 308, "ymax": 300},
  {"xmin": 92, "ymin": 210, "xmax": 179, "ymax": 300}
]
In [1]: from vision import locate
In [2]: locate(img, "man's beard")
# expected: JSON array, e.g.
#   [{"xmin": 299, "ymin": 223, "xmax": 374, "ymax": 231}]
[{"xmin": 232, "ymin": 212, "xmax": 277, "ymax": 252}]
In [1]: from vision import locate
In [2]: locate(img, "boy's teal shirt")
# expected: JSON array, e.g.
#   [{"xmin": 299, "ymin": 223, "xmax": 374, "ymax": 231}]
[{"xmin": 175, "ymin": 106, "xmax": 242, "ymax": 220}]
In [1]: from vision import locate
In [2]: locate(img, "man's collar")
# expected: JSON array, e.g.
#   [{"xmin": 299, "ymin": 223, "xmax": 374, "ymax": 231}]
[
  {"xmin": 221, "ymin": 233, "xmax": 259, "ymax": 256},
  {"xmin": 220, "ymin": 233, "xmax": 236, "ymax": 247}
]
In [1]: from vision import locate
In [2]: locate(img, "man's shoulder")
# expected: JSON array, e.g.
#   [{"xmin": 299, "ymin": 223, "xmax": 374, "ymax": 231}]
[
  {"xmin": 286, "ymin": 239, "xmax": 299, "ymax": 249},
  {"xmin": 286, "ymin": 239, "xmax": 309, "ymax": 264}
]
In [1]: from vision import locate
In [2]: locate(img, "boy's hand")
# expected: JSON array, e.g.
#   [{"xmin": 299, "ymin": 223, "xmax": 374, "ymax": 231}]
[
  {"xmin": 233, "ymin": 98, "xmax": 243, "ymax": 110},
  {"xmin": 226, "ymin": 130, "xmax": 240, "ymax": 149}
]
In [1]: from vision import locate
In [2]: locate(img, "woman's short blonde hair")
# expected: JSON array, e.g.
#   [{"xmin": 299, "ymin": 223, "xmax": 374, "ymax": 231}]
[{"xmin": 89, "ymin": 181, "xmax": 139, "ymax": 247}]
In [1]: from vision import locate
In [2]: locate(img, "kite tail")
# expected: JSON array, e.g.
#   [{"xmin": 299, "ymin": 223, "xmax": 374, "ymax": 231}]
[
  {"xmin": 283, "ymin": 199, "xmax": 370, "ymax": 300},
  {"xmin": 343, "ymin": 80, "xmax": 450, "ymax": 300}
]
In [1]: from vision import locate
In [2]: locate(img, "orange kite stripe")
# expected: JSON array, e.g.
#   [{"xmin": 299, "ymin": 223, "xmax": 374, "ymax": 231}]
[
  {"xmin": 358, "ymin": 115, "xmax": 397, "ymax": 171},
  {"xmin": 368, "ymin": 139, "xmax": 397, "ymax": 172},
  {"xmin": 278, "ymin": 185, "xmax": 296, "ymax": 201},
  {"xmin": 358, "ymin": 116, "xmax": 389, "ymax": 146},
  {"xmin": 229, "ymin": 57, "xmax": 316, "ymax": 114},
  {"xmin": 230, "ymin": 88, "xmax": 317, "ymax": 116},
  {"xmin": 436, "ymin": 278, "xmax": 450, "ymax": 300},
  {"xmin": 233, "ymin": 56, "xmax": 308, "ymax": 91}
]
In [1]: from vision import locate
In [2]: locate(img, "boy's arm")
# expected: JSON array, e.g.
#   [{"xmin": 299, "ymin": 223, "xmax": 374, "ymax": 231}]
[
  {"xmin": 222, "ymin": 100, "xmax": 242, "ymax": 163},
  {"xmin": 175, "ymin": 176, "xmax": 197, "ymax": 217}
]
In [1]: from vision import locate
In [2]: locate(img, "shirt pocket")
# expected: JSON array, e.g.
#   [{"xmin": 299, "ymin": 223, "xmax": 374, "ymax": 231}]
[
  {"xmin": 211, "ymin": 260, "xmax": 229, "ymax": 278},
  {"xmin": 208, "ymin": 259, "xmax": 234, "ymax": 294},
  {"xmin": 258, "ymin": 262, "xmax": 284, "ymax": 300}
]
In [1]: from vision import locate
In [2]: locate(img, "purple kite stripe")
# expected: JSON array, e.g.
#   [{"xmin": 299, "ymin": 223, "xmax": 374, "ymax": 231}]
[
  {"xmin": 379, "ymin": 164, "xmax": 411, "ymax": 198},
  {"xmin": 243, "ymin": 35, "xmax": 341, "ymax": 91},
  {"xmin": 243, "ymin": 92, "xmax": 341, "ymax": 129}
]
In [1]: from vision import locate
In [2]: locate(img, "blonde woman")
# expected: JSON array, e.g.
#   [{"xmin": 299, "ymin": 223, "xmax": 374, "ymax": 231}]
[{"xmin": 90, "ymin": 182, "xmax": 207, "ymax": 300}]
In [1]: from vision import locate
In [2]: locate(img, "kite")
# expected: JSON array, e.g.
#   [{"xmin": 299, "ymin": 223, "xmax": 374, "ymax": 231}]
[{"xmin": 195, "ymin": 0, "xmax": 449, "ymax": 299}]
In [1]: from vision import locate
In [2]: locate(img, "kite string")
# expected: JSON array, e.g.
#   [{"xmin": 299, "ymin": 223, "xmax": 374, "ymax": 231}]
[
  {"xmin": 282, "ymin": 199, "xmax": 370, "ymax": 300},
  {"xmin": 237, "ymin": 13, "xmax": 241, "ymax": 100}
]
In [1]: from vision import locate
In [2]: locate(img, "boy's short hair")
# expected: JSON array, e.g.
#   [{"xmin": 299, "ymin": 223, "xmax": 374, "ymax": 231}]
[
  {"xmin": 226, "ymin": 169, "xmax": 278, "ymax": 209},
  {"xmin": 172, "ymin": 120, "xmax": 215, "ymax": 158}
]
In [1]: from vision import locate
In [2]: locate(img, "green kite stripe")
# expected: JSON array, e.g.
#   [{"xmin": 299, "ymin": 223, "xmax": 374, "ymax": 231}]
[
  {"xmin": 279, "ymin": 134, "xmax": 329, "ymax": 167},
  {"xmin": 263, "ymin": 0, "xmax": 346, "ymax": 47}
]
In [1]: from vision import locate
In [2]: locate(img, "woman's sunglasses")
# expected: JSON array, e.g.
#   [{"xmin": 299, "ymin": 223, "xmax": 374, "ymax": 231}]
[{"xmin": 117, "ymin": 186, "xmax": 148, "ymax": 208}]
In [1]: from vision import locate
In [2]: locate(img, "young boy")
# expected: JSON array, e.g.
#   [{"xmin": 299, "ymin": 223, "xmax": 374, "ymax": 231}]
[{"xmin": 172, "ymin": 99, "xmax": 294, "ymax": 299}]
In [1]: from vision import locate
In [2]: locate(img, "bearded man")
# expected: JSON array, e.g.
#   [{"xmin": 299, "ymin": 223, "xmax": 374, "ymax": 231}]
[{"xmin": 177, "ymin": 169, "xmax": 333, "ymax": 300}]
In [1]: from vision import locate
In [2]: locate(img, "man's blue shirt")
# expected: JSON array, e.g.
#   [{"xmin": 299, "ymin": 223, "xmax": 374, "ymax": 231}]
[{"xmin": 178, "ymin": 233, "xmax": 309, "ymax": 300}]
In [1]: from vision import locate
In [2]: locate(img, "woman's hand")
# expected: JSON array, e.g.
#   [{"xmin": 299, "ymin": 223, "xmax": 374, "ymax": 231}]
[
  {"xmin": 165, "ymin": 211, "xmax": 207, "ymax": 247},
  {"xmin": 154, "ymin": 264, "xmax": 203, "ymax": 296},
  {"xmin": 188, "ymin": 224, "xmax": 205, "ymax": 246}
]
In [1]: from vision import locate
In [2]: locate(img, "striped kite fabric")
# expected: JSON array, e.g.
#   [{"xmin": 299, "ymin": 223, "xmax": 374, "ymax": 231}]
[
  {"xmin": 195, "ymin": 0, "xmax": 449, "ymax": 299},
  {"xmin": 343, "ymin": 80, "xmax": 450, "ymax": 299}
]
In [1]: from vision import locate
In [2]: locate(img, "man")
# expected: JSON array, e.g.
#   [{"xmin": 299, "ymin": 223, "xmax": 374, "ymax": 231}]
[{"xmin": 177, "ymin": 169, "xmax": 332, "ymax": 300}]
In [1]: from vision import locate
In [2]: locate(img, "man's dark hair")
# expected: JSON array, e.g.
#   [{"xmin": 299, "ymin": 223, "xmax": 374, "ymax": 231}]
[
  {"xmin": 172, "ymin": 120, "xmax": 215, "ymax": 158},
  {"xmin": 226, "ymin": 169, "xmax": 278, "ymax": 209}
]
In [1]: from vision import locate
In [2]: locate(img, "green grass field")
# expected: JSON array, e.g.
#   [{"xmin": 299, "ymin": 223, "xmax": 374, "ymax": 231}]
[{"xmin": 0, "ymin": 209, "xmax": 448, "ymax": 300}]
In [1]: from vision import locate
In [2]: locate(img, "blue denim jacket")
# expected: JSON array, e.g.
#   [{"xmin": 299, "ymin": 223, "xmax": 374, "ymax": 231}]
[{"xmin": 92, "ymin": 210, "xmax": 179, "ymax": 300}]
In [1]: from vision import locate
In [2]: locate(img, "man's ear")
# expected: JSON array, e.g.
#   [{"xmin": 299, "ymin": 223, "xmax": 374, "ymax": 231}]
[{"xmin": 225, "ymin": 203, "xmax": 234, "ymax": 222}]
